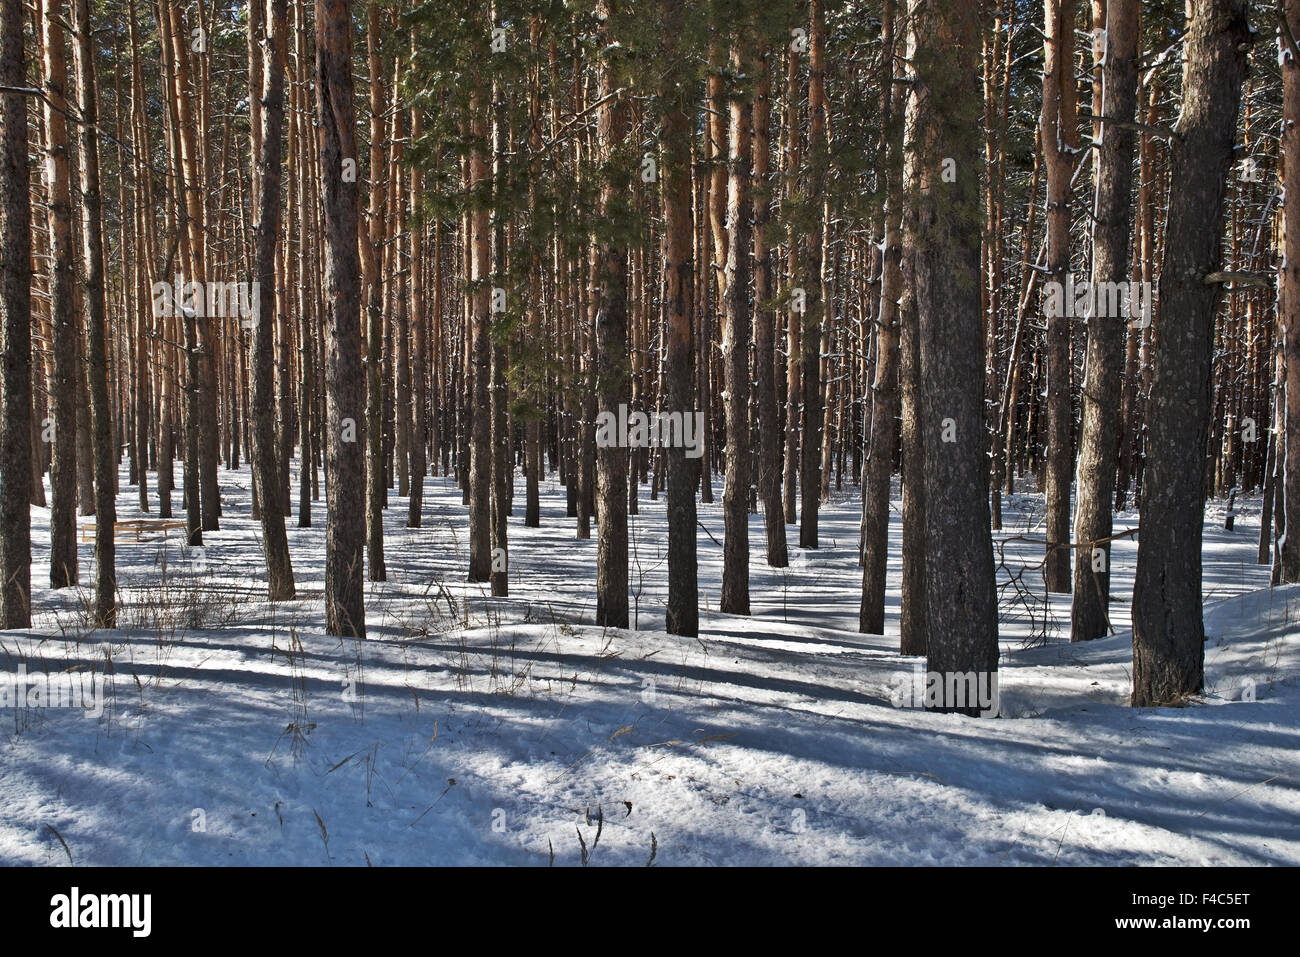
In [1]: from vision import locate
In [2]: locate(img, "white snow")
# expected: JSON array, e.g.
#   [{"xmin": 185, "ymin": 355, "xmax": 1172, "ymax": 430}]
[{"xmin": 0, "ymin": 464, "xmax": 1295, "ymax": 865}]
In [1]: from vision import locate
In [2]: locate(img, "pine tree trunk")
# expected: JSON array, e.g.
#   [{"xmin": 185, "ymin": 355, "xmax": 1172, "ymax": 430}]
[
  {"xmin": 662, "ymin": 0, "xmax": 698, "ymax": 637},
  {"xmin": 362, "ymin": 6, "xmax": 387, "ymax": 581},
  {"xmin": 0, "ymin": 0, "xmax": 32, "ymax": 627},
  {"xmin": 594, "ymin": 0, "xmax": 630, "ymax": 626},
  {"xmin": 907, "ymin": 0, "xmax": 998, "ymax": 711},
  {"xmin": 721, "ymin": 33, "xmax": 753, "ymax": 616},
  {"xmin": 467, "ymin": 85, "xmax": 493, "ymax": 582},
  {"xmin": 1279, "ymin": 0, "xmax": 1300, "ymax": 582},
  {"xmin": 799, "ymin": 0, "xmax": 827, "ymax": 549},
  {"xmin": 1071, "ymin": 0, "xmax": 1139, "ymax": 639},
  {"xmin": 250, "ymin": 0, "xmax": 296, "ymax": 601},
  {"xmin": 42, "ymin": 0, "xmax": 78, "ymax": 589},
  {"xmin": 1040, "ymin": 0, "xmax": 1077, "ymax": 593},
  {"xmin": 1132, "ymin": 0, "xmax": 1250, "ymax": 706},
  {"xmin": 752, "ymin": 42, "xmax": 787, "ymax": 568},
  {"xmin": 72, "ymin": 0, "xmax": 116, "ymax": 627},
  {"xmin": 407, "ymin": 55, "xmax": 427, "ymax": 529},
  {"xmin": 316, "ymin": 0, "xmax": 367, "ymax": 638},
  {"xmin": 860, "ymin": 0, "xmax": 902, "ymax": 635}
]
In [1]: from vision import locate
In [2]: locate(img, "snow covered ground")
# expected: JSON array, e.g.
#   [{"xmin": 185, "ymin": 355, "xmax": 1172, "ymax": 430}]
[{"xmin": 0, "ymin": 463, "xmax": 1295, "ymax": 865}]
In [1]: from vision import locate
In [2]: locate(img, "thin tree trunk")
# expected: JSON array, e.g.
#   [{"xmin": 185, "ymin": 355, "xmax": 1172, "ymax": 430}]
[
  {"xmin": 72, "ymin": 0, "xmax": 115, "ymax": 627},
  {"xmin": 752, "ymin": 42, "xmax": 787, "ymax": 568},
  {"xmin": 1071, "ymin": 0, "xmax": 1139, "ymax": 640},
  {"xmin": 860, "ymin": 0, "xmax": 903, "ymax": 635},
  {"xmin": 42, "ymin": 0, "xmax": 78, "ymax": 589},
  {"xmin": 362, "ymin": 6, "xmax": 387, "ymax": 581},
  {"xmin": 661, "ymin": 0, "xmax": 698, "ymax": 637},
  {"xmin": 721, "ymin": 32, "xmax": 752, "ymax": 615},
  {"xmin": 1040, "ymin": 0, "xmax": 1077, "ymax": 593},
  {"xmin": 594, "ymin": 0, "xmax": 630, "ymax": 627},
  {"xmin": 250, "ymin": 0, "xmax": 296, "ymax": 601}
]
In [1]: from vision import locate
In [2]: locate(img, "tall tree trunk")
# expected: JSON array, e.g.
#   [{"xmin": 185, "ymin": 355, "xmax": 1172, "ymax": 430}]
[
  {"xmin": 860, "ymin": 0, "xmax": 903, "ymax": 635},
  {"xmin": 661, "ymin": 0, "xmax": 698, "ymax": 637},
  {"xmin": 467, "ymin": 85, "xmax": 493, "ymax": 582},
  {"xmin": 407, "ymin": 47, "xmax": 427, "ymax": 529},
  {"xmin": 488, "ymin": 78, "xmax": 509, "ymax": 599},
  {"xmin": 1040, "ymin": 0, "xmax": 1077, "ymax": 593},
  {"xmin": 752, "ymin": 42, "xmax": 787, "ymax": 568},
  {"xmin": 1071, "ymin": 0, "xmax": 1139, "ymax": 640},
  {"xmin": 1280, "ymin": 0, "xmax": 1300, "ymax": 583},
  {"xmin": 42, "ymin": 0, "xmax": 78, "ymax": 589},
  {"xmin": 799, "ymin": 0, "xmax": 827, "ymax": 549},
  {"xmin": 362, "ymin": 6, "xmax": 386, "ymax": 581},
  {"xmin": 594, "ymin": 0, "xmax": 630, "ymax": 627},
  {"xmin": 72, "ymin": 0, "xmax": 116, "ymax": 627},
  {"xmin": 721, "ymin": 33, "xmax": 753, "ymax": 615},
  {"xmin": 250, "ymin": 0, "xmax": 296, "ymax": 601},
  {"xmin": 907, "ymin": 0, "xmax": 998, "ymax": 712},
  {"xmin": 1131, "ymin": 0, "xmax": 1249, "ymax": 706},
  {"xmin": 0, "ymin": 0, "xmax": 32, "ymax": 627},
  {"xmin": 316, "ymin": 0, "xmax": 367, "ymax": 638}
]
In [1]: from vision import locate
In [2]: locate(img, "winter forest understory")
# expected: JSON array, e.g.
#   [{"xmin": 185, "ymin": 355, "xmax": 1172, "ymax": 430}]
[{"xmin": 1, "ymin": 0, "xmax": 1299, "ymax": 865}]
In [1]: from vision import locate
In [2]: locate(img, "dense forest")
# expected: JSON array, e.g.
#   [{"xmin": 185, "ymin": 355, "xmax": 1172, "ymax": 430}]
[{"xmin": 0, "ymin": 0, "xmax": 1285, "ymax": 721}]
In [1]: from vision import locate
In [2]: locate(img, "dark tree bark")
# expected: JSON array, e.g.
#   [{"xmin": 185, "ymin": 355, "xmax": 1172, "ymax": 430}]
[
  {"xmin": 1280, "ymin": 0, "xmax": 1300, "ymax": 582},
  {"xmin": 752, "ymin": 42, "xmax": 787, "ymax": 569},
  {"xmin": 594, "ymin": 0, "xmax": 629, "ymax": 627},
  {"xmin": 661, "ymin": 0, "xmax": 698, "ymax": 637},
  {"xmin": 1131, "ymin": 0, "xmax": 1250, "ymax": 706},
  {"xmin": 362, "ymin": 6, "xmax": 386, "ymax": 582},
  {"xmin": 0, "ymin": 0, "xmax": 32, "ymax": 627},
  {"xmin": 407, "ymin": 66, "xmax": 427, "ymax": 529},
  {"xmin": 907, "ymin": 0, "xmax": 998, "ymax": 712},
  {"xmin": 72, "ymin": 0, "xmax": 116, "ymax": 627},
  {"xmin": 799, "ymin": 0, "xmax": 828, "ymax": 550},
  {"xmin": 42, "ymin": 0, "xmax": 78, "ymax": 589},
  {"xmin": 316, "ymin": 0, "xmax": 367, "ymax": 638},
  {"xmin": 250, "ymin": 0, "xmax": 296, "ymax": 601},
  {"xmin": 860, "ymin": 0, "xmax": 903, "ymax": 635},
  {"xmin": 467, "ymin": 85, "xmax": 492, "ymax": 583}
]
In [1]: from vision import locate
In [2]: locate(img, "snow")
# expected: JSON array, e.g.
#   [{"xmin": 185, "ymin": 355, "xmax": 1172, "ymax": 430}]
[{"xmin": 0, "ymin": 464, "xmax": 1295, "ymax": 865}]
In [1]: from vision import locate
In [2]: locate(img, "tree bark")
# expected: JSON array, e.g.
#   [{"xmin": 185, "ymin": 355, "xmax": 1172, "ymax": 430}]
[
  {"xmin": 661, "ymin": 0, "xmax": 698, "ymax": 637},
  {"xmin": 250, "ymin": 0, "xmax": 296, "ymax": 601},
  {"xmin": 907, "ymin": 0, "xmax": 998, "ymax": 712},
  {"xmin": 752, "ymin": 42, "xmax": 787, "ymax": 568},
  {"xmin": 1132, "ymin": 0, "xmax": 1249, "ymax": 706},
  {"xmin": 594, "ymin": 0, "xmax": 630, "ymax": 627},
  {"xmin": 1071, "ymin": 0, "xmax": 1140, "ymax": 640},
  {"xmin": 721, "ymin": 33, "xmax": 753, "ymax": 615},
  {"xmin": 860, "ymin": 0, "xmax": 903, "ymax": 635},
  {"xmin": 72, "ymin": 0, "xmax": 116, "ymax": 627},
  {"xmin": 1280, "ymin": 0, "xmax": 1300, "ymax": 583},
  {"xmin": 42, "ymin": 0, "xmax": 78, "ymax": 589},
  {"xmin": 0, "ymin": 0, "xmax": 32, "ymax": 626},
  {"xmin": 316, "ymin": 0, "xmax": 367, "ymax": 638},
  {"xmin": 1040, "ymin": 0, "xmax": 1077, "ymax": 593}
]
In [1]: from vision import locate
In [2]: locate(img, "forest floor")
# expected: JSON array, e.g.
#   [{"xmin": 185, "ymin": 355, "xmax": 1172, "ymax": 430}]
[{"xmin": 0, "ymin": 463, "xmax": 1296, "ymax": 865}]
